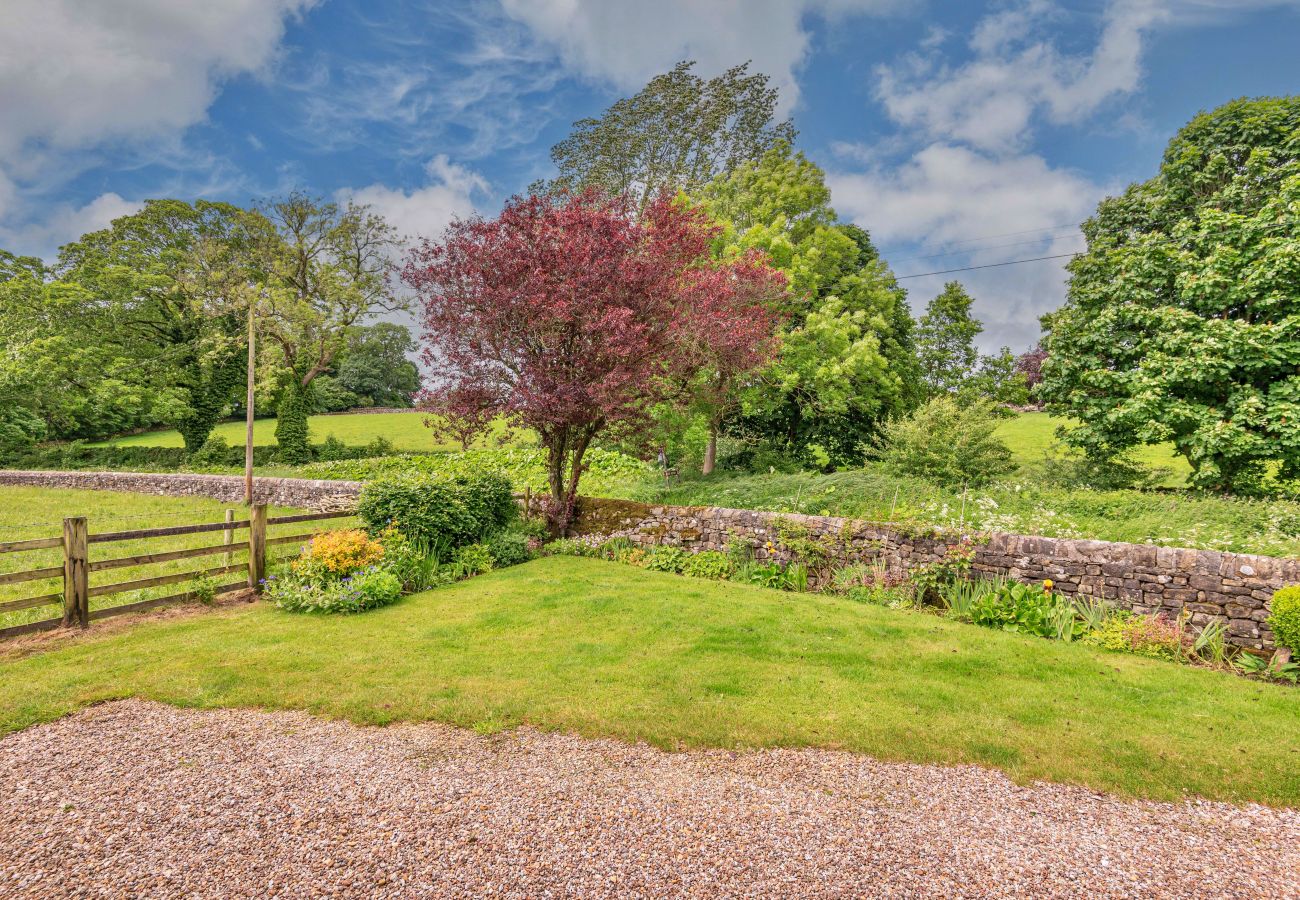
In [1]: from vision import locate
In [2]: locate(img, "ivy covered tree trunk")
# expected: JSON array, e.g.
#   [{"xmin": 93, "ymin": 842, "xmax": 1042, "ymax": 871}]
[
  {"xmin": 176, "ymin": 346, "xmax": 245, "ymax": 454},
  {"xmin": 275, "ymin": 376, "xmax": 315, "ymax": 465}
]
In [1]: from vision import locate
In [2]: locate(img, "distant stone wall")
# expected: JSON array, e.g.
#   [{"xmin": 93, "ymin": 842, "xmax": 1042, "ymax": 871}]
[
  {"xmin": 554, "ymin": 496, "xmax": 1292, "ymax": 651},
  {"xmin": 0, "ymin": 470, "xmax": 361, "ymax": 511}
]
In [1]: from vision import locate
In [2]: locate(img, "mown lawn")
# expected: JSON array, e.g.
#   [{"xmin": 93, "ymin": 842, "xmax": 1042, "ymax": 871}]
[
  {"xmin": 95, "ymin": 411, "xmax": 527, "ymax": 452},
  {"xmin": 2, "ymin": 556, "xmax": 1295, "ymax": 807},
  {"xmin": 0, "ymin": 486, "xmax": 356, "ymax": 630}
]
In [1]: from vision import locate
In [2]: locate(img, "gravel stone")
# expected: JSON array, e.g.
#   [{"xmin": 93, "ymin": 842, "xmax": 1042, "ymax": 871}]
[{"xmin": 1, "ymin": 700, "xmax": 1296, "ymax": 898}]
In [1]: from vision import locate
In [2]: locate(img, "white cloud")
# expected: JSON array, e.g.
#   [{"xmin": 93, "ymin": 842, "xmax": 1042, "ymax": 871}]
[
  {"xmin": 499, "ymin": 0, "xmax": 903, "ymax": 110},
  {"xmin": 339, "ymin": 156, "xmax": 487, "ymax": 248},
  {"xmin": 0, "ymin": 0, "xmax": 314, "ymax": 259},
  {"xmin": 874, "ymin": 1, "xmax": 1168, "ymax": 155}
]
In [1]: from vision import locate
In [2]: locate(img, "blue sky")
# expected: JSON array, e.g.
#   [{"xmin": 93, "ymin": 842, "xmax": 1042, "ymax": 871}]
[{"xmin": 2, "ymin": 0, "xmax": 1298, "ymax": 350}]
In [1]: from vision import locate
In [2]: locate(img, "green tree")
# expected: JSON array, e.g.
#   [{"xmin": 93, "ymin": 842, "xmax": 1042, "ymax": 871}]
[
  {"xmin": 542, "ymin": 60, "xmax": 795, "ymax": 211},
  {"xmin": 697, "ymin": 142, "xmax": 919, "ymax": 466},
  {"xmin": 964, "ymin": 347, "xmax": 1030, "ymax": 406},
  {"xmin": 55, "ymin": 200, "xmax": 257, "ymax": 451},
  {"xmin": 871, "ymin": 395, "xmax": 1015, "ymax": 487},
  {"xmin": 337, "ymin": 322, "xmax": 420, "ymax": 406},
  {"xmin": 1041, "ymin": 96, "xmax": 1300, "ymax": 494},
  {"xmin": 916, "ymin": 281, "xmax": 983, "ymax": 398},
  {"xmin": 258, "ymin": 194, "xmax": 402, "ymax": 463}
]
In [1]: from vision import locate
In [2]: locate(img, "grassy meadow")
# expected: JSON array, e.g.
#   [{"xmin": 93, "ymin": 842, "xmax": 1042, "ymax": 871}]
[{"xmin": 0, "ymin": 555, "xmax": 1295, "ymax": 807}]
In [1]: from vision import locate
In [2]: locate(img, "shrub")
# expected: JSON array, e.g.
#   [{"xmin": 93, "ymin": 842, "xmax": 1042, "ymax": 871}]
[
  {"xmin": 1082, "ymin": 612, "xmax": 1189, "ymax": 661},
  {"xmin": 644, "ymin": 546, "xmax": 688, "ymax": 573},
  {"xmin": 909, "ymin": 540, "xmax": 976, "ymax": 605},
  {"xmin": 738, "ymin": 561, "xmax": 787, "ymax": 590},
  {"xmin": 680, "ymin": 550, "xmax": 734, "ymax": 580},
  {"xmin": 317, "ymin": 435, "xmax": 350, "ymax": 461},
  {"xmin": 453, "ymin": 543, "xmax": 494, "ymax": 576},
  {"xmin": 1267, "ymin": 586, "xmax": 1300, "ymax": 651},
  {"xmin": 871, "ymin": 396, "xmax": 1015, "ymax": 487},
  {"xmin": 189, "ymin": 434, "xmax": 232, "ymax": 467},
  {"xmin": 486, "ymin": 529, "xmax": 532, "ymax": 568},
  {"xmin": 357, "ymin": 471, "xmax": 515, "ymax": 549},
  {"xmin": 294, "ymin": 528, "xmax": 386, "ymax": 577},
  {"xmin": 268, "ymin": 566, "xmax": 403, "ymax": 614}
]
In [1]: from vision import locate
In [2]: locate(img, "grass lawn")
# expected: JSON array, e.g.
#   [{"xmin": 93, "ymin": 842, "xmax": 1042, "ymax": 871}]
[
  {"xmin": 95, "ymin": 411, "xmax": 528, "ymax": 452},
  {"xmin": 994, "ymin": 411, "xmax": 1191, "ymax": 485},
  {"xmin": 0, "ymin": 486, "xmax": 357, "ymax": 630},
  {"xmin": 1, "ymin": 556, "xmax": 1295, "ymax": 807}
]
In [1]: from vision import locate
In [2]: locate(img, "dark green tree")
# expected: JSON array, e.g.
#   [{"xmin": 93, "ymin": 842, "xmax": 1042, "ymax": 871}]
[
  {"xmin": 337, "ymin": 322, "xmax": 420, "ymax": 406},
  {"xmin": 916, "ymin": 281, "xmax": 983, "ymax": 398},
  {"xmin": 1041, "ymin": 96, "xmax": 1300, "ymax": 493},
  {"xmin": 542, "ymin": 60, "xmax": 796, "ymax": 210}
]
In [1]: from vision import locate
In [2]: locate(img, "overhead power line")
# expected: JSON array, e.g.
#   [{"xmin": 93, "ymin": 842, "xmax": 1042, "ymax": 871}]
[{"xmin": 895, "ymin": 253, "xmax": 1081, "ymax": 280}]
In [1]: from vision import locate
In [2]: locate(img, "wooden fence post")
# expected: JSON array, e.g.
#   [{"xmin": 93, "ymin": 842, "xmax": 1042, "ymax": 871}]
[
  {"xmin": 248, "ymin": 504, "xmax": 267, "ymax": 594},
  {"xmin": 224, "ymin": 509, "xmax": 235, "ymax": 566},
  {"xmin": 62, "ymin": 517, "xmax": 88, "ymax": 629}
]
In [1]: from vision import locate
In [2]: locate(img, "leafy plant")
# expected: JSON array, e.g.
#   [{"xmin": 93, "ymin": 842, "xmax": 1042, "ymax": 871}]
[
  {"xmin": 357, "ymin": 471, "xmax": 515, "ymax": 550},
  {"xmin": 1082, "ymin": 612, "xmax": 1190, "ymax": 662},
  {"xmin": 939, "ymin": 576, "xmax": 1001, "ymax": 620},
  {"xmin": 681, "ymin": 550, "xmax": 734, "ymax": 580},
  {"xmin": 785, "ymin": 562, "xmax": 809, "ymax": 592},
  {"xmin": 295, "ymin": 528, "xmax": 386, "ymax": 577},
  {"xmin": 741, "ymin": 561, "xmax": 788, "ymax": 590},
  {"xmin": 486, "ymin": 529, "xmax": 532, "ymax": 568},
  {"xmin": 909, "ymin": 540, "xmax": 976, "ymax": 605},
  {"xmin": 268, "ymin": 565, "xmax": 403, "ymax": 614},
  {"xmin": 1192, "ymin": 618, "xmax": 1231, "ymax": 667},
  {"xmin": 1267, "ymin": 586, "xmax": 1300, "ymax": 652},
  {"xmin": 969, "ymin": 580, "xmax": 1058, "ymax": 638},
  {"xmin": 189, "ymin": 573, "xmax": 219, "ymax": 605},
  {"xmin": 644, "ymin": 546, "xmax": 688, "ymax": 574},
  {"xmin": 1071, "ymin": 596, "xmax": 1113, "ymax": 633},
  {"xmin": 453, "ymin": 543, "xmax": 494, "ymax": 577},
  {"xmin": 870, "ymin": 395, "xmax": 1015, "ymax": 487}
]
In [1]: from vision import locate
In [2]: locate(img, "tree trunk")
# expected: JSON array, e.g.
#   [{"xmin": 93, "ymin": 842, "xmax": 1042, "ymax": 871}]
[
  {"xmin": 274, "ymin": 376, "xmax": 314, "ymax": 465},
  {"xmin": 702, "ymin": 422, "xmax": 718, "ymax": 475}
]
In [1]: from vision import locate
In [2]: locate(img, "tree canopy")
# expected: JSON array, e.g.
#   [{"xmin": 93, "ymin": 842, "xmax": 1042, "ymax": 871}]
[
  {"xmin": 406, "ymin": 190, "xmax": 785, "ymax": 529},
  {"xmin": 696, "ymin": 141, "xmax": 919, "ymax": 466},
  {"xmin": 542, "ymin": 60, "xmax": 796, "ymax": 211},
  {"xmin": 1041, "ymin": 95, "xmax": 1300, "ymax": 493}
]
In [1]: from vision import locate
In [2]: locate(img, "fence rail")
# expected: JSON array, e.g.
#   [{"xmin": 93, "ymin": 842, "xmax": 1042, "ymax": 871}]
[{"xmin": 0, "ymin": 505, "xmax": 354, "ymax": 641}]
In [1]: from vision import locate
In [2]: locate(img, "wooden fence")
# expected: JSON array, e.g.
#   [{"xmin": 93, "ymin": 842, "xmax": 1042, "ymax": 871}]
[{"xmin": 0, "ymin": 505, "xmax": 354, "ymax": 641}]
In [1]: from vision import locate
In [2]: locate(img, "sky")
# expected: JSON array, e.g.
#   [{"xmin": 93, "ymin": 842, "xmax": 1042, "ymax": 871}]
[{"xmin": 2, "ymin": 0, "xmax": 1298, "ymax": 352}]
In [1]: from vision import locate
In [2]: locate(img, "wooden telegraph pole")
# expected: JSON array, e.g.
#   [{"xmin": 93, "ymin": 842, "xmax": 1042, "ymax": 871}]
[{"xmin": 244, "ymin": 294, "xmax": 256, "ymax": 505}]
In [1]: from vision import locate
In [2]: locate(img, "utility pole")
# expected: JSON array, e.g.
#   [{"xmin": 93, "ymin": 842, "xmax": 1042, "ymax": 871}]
[{"xmin": 244, "ymin": 294, "xmax": 256, "ymax": 505}]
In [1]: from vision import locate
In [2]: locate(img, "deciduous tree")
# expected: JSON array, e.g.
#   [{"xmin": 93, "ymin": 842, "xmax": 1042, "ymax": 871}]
[
  {"xmin": 405, "ymin": 190, "xmax": 784, "ymax": 529},
  {"xmin": 916, "ymin": 281, "xmax": 982, "ymax": 399},
  {"xmin": 1041, "ymin": 96, "xmax": 1300, "ymax": 493}
]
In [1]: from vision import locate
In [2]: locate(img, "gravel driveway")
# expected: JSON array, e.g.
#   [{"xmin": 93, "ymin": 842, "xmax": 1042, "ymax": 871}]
[{"xmin": 1, "ymin": 700, "xmax": 1296, "ymax": 899}]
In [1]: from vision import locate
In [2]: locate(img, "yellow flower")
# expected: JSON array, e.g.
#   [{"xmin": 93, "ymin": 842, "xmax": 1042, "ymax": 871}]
[{"xmin": 1043, "ymin": 579, "xmax": 1054, "ymax": 591}]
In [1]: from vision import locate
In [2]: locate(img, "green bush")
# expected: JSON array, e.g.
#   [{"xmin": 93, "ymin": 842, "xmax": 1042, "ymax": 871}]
[
  {"xmin": 969, "ymin": 580, "xmax": 1059, "ymax": 638},
  {"xmin": 357, "ymin": 471, "xmax": 515, "ymax": 549},
  {"xmin": 486, "ymin": 529, "xmax": 532, "ymax": 568},
  {"xmin": 268, "ymin": 566, "xmax": 403, "ymax": 614},
  {"xmin": 452, "ymin": 543, "xmax": 494, "ymax": 576},
  {"xmin": 1082, "ymin": 612, "xmax": 1188, "ymax": 661},
  {"xmin": 644, "ymin": 546, "xmax": 688, "ymax": 573},
  {"xmin": 1267, "ymin": 586, "xmax": 1300, "ymax": 651},
  {"xmin": 870, "ymin": 395, "xmax": 1015, "ymax": 487},
  {"xmin": 680, "ymin": 550, "xmax": 734, "ymax": 580}
]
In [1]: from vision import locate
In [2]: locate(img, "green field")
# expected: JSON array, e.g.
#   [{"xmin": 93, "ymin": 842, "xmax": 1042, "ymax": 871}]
[
  {"xmin": 96, "ymin": 411, "xmax": 528, "ymax": 452},
  {"xmin": 1, "ymin": 555, "xmax": 1294, "ymax": 806},
  {"xmin": 994, "ymin": 412, "xmax": 1192, "ymax": 484},
  {"xmin": 0, "ymin": 486, "xmax": 355, "ymax": 630}
]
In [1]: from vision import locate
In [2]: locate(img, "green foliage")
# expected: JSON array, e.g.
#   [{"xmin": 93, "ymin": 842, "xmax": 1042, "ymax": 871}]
[
  {"xmin": 310, "ymin": 375, "xmax": 360, "ymax": 413},
  {"xmin": 356, "ymin": 472, "xmax": 516, "ymax": 550},
  {"xmin": 274, "ymin": 378, "xmax": 314, "ymax": 465},
  {"xmin": 872, "ymin": 396, "xmax": 1015, "ymax": 487},
  {"xmin": 1041, "ymin": 96, "xmax": 1300, "ymax": 494},
  {"xmin": 906, "ymin": 540, "xmax": 976, "ymax": 605},
  {"xmin": 268, "ymin": 566, "xmax": 403, "ymax": 614},
  {"xmin": 1267, "ymin": 586, "xmax": 1300, "ymax": 651},
  {"xmin": 486, "ymin": 529, "xmax": 533, "ymax": 569},
  {"xmin": 938, "ymin": 576, "xmax": 1001, "ymax": 620},
  {"xmin": 452, "ymin": 543, "xmax": 494, "ymax": 577},
  {"xmin": 697, "ymin": 141, "xmax": 919, "ymax": 466},
  {"xmin": 916, "ymin": 281, "xmax": 982, "ymax": 398},
  {"xmin": 680, "ymin": 550, "xmax": 734, "ymax": 580},
  {"xmin": 336, "ymin": 323, "xmax": 420, "ymax": 406},
  {"xmin": 542, "ymin": 60, "xmax": 795, "ymax": 210},
  {"xmin": 737, "ymin": 561, "xmax": 788, "ymax": 590},
  {"xmin": 969, "ymin": 580, "xmax": 1059, "ymax": 638},
  {"xmin": 644, "ymin": 546, "xmax": 689, "ymax": 573},
  {"xmin": 1082, "ymin": 612, "xmax": 1189, "ymax": 661}
]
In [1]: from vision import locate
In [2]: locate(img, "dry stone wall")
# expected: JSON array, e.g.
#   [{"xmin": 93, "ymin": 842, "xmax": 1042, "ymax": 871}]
[
  {"xmin": 0, "ymin": 470, "xmax": 360, "ymax": 511},
  {"xmin": 555, "ymin": 496, "xmax": 1292, "ymax": 651}
]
